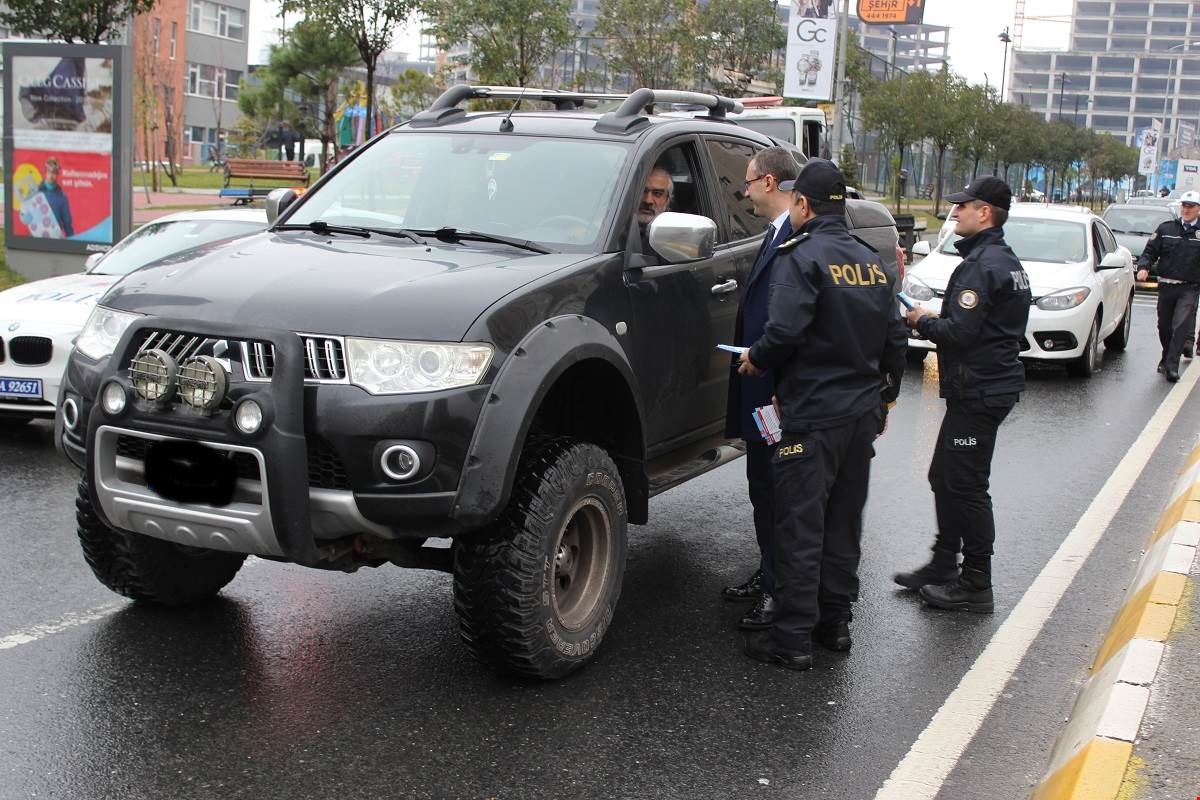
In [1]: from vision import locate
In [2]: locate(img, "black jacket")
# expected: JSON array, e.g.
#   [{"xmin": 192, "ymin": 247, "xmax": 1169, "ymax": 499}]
[
  {"xmin": 1138, "ymin": 218, "xmax": 1200, "ymax": 283},
  {"xmin": 747, "ymin": 214, "xmax": 907, "ymax": 432},
  {"xmin": 915, "ymin": 226, "xmax": 1031, "ymax": 400}
]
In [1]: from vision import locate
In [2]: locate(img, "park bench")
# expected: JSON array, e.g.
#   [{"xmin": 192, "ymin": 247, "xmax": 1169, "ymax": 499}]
[{"xmin": 219, "ymin": 158, "xmax": 310, "ymax": 205}]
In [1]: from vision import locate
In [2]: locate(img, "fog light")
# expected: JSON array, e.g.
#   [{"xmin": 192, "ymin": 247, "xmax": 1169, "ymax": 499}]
[
  {"xmin": 1042, "ymin": 338, "xmax": 1054, "ymax": 350},
  {"xmin": 101, "ymin": 381, "xmax": 127, "ymax": 416},
  {"xmin": 62, "ymin": 397, "xmax": 80, "ymax": 430},
  {"xmin": 381, "ymin": 444, "xmax": 420, "ymax": 481},
  {"xmin": 178, "ymin": 356, "xmax": 227, "ymax": 413},
  {"xmin": 234, "ymin": 399, "xmax": 264, "ymax": 434},
  {"xmin": 129, "ymin": 348, "xmax": 178, "ymax": 405}
]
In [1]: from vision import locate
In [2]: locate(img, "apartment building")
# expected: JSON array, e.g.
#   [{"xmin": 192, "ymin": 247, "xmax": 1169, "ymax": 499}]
[
  {"xmin": 844, "ymin": 16, "xmax": 949, "ymax": 75},
  {"xmin": 1010, "ymin": 0, "xmax": 1200, "ymax": 151},
  {"xmin": 181, "ymin": 0, "xmax": 250, "ymax": 162}
]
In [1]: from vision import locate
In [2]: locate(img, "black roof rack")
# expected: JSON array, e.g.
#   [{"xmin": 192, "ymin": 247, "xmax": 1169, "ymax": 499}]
[
  {"xmin": 594, "ymin": 89, "xmax": 744, "ymax": 134},
  {"xmin": 409, "ymin": 85, "xmax": 745, "ymax": 135},
  {"xmin": 409, "ymin": 86, "xmax": 630, "ymax": 127}
]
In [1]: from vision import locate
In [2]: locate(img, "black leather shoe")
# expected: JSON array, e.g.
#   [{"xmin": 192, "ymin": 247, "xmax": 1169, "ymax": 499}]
[
  {"xmin": 737, "ymin": 593, "xmax": 776, "ymax": 630},
  {"xmin": 1184, "ymin": 346, "xmax": 1194, "ymax": 359},
  {"xmin": 722, "ymin": 570, "xmax": 762, "ymax": 602},
  {"xmin": 1166, "ymin": 368, "xmax": 1181, "ymax": 383},
  {"xmin": 1158, "ymin": 362, "xmax": 1166, "ymax": 374},
  {"xmin": 813, "ymin": 621, "xmax": 852, "ymax": 651},
  {"xmin": 919, "ymin": 572, "xmax": 994, "ymax": 613},
  {"xmin": 893, "ymin": 559, "xmax": 959, "ymax": 590},
  {"xmin": 743, "ymin": 633, "xmax": 812, "ymax": 671}
]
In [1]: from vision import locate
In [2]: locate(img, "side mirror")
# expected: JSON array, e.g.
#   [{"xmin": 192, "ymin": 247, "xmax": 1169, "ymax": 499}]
[
  {"xmin": 83, "ymin": 252, "xmax": 104, "ymax": 271},
  {"xmin": 1098, "ymin": 251, "xmax": 1127, "ymax": 270},
  {"xmin": 266, "ymin": 188, "xmax": 300, "ymax": 224},
  {"xmin": 646, "ymin": 212, "xmax": 716, "ymax": 264},
  {"xmin": 911, "ymin": 240, "xmax": 931, "ymax": 257}
]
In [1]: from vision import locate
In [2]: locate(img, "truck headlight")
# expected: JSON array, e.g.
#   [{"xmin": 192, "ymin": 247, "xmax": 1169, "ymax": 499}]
[
  {"xmin": 346, "ymin": 338, "xmax": 493, "ymax": 394},
  {"xmin": 1036, "ymin": 287, "xmax": 1090, "ymax": 311},
  {"xmin": 75, "ymin": 307, "xmax": 141, "ymax": 361},
  {"xmin": 902, "ymin": 275, "xmax": 936, "ymax": 301}
]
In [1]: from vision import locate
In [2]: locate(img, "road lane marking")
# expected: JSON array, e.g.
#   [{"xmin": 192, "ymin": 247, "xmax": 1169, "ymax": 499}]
[
  {"xmin": 0, "ymin": 603, "xmax": 123, "ymax": 651},
  {"xmin": 875, "ymin": 360, "xmax": 1200, "ymax": 799},
  {"xmin": 0, "ymin": 557, "xmax": 262, "ymax": 653}
]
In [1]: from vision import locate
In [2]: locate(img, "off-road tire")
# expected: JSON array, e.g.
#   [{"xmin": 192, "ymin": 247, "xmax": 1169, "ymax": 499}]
[
  {"xmin": 1067, "ymin": 314, "xmax": 1101, "ymax": 378},
  {"xmin": 1103, "ymin": 294, "xmax": 1133, "ymax": 351},
  {"xmin": 76, "ymin": 477, "xmax": 246, "ymax": 604},
  {"xmin": 453, "ymin": 437, "xmax": 628, "ymax": 679}
]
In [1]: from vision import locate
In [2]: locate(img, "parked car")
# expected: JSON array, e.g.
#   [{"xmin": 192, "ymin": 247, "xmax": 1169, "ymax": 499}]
[
  {"xmin": 905, "ymin": 204, "xmax": 1134, "ymax": 376},
  {"xmin": 0, "ymin": 208, "xmax": 267, "ymax": 425},
  {"xmin": 1101, "ymin": 203, "xmax": 1175, "ymax": 273},
  {"xmin": 57, "ymin": 86, "xmax": 901, "ymax": 680}
]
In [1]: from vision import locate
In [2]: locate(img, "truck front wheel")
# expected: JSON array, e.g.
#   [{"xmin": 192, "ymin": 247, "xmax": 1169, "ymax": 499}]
[
  {"xmin": 76, "ymin": 477, "xmax": 246, "ymax": 605},
  {"xmin": 453, "ymin": 438, "xmax": 628, "ymax": 679}
]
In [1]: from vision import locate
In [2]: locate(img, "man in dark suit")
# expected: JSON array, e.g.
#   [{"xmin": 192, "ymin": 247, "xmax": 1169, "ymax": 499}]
[{"xmin": 722, "ymin": 146, "xmax": 801, "ymax": 629}]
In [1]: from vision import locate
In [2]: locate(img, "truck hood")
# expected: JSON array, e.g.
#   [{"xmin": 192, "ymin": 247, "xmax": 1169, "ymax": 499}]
[
  {"xmin": 101, "ymin": 231, "xmax": 584, "ymax": 341},
  {"xmin": 0, "ymin": 272, "xmax": 120, "ymax": 329}
]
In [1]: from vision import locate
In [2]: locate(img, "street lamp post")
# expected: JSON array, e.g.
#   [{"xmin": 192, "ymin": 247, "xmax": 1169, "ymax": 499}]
[
  {"xmin": 998, "ymin": 27, "xmax": 1012, "ymax": 103},
  {"xmin": 1056, "ymin": 72, "xmax": 1070, "ymax": 120},
  {"xmin": 1156, "ymin": 43, "xmax": 1195, "ymax": 192}
]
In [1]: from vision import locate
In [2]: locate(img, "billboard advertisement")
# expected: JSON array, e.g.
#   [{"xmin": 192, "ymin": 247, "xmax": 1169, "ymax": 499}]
[
  {"xmin": 4, "ymin": 43, "xmax": 129, "ymax": 256},
  {"xmin": 1137, "ymin": 122, "xmax": 1161, "ymax": 178},
  {"xmin": 784, "ymin": 1, "xmax": 837, "ymax": 101},
  {"xmin": 857, "ymin": 0, "xmax": 926, "ymax": 25}
]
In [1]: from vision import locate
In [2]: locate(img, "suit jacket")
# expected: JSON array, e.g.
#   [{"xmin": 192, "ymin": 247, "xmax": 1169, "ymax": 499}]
[{"xmin": 725, "ymin": 218, "xmax": 792, "ymax": 440}]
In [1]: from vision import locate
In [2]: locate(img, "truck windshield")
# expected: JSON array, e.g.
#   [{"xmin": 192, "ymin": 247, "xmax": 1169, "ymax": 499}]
[{"xmin": 287, "ymin": 132, "xmax": 630, "ymax": 251}]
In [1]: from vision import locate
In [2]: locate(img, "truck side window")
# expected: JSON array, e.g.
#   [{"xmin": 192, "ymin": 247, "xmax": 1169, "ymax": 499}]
[
  {"xmin": 704, "ymin": 138, "xmax": 770, "ymax": 242},
  {"xmin": 627, "ymin": 142, "xmax": 706, "ymax": 262}
]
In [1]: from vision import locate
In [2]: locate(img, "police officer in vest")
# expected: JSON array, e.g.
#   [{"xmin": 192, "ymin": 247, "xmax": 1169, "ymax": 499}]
[
  {"xmin": 738, "ymin": 159, "xmax": 907, "ymax": 670},
  {"xmin": 896, "ymin": 176, "xmax": 1031, "ymax": 612},
  {"xmin": 1137, "ymin": 189, "xmax": 1200, "ymax": 382}
]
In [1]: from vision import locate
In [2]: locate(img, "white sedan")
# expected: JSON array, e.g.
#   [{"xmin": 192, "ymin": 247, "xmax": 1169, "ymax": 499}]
[
  {"xmin": 904, "ymin": 204, "xmax": 1135, "ymax": 377},
  {"xmin": 0, "ymin": 207, "xmax": 266, "ymax": 424}
]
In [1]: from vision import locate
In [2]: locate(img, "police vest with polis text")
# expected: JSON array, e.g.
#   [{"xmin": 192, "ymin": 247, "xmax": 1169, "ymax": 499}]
[
  {"xmin": 748, "ymin": 214, "xmax": 907, "ymax": 431},
  {"xmin": 914, "ymin": 226, "xmax": 1031, "ymax": 400}
]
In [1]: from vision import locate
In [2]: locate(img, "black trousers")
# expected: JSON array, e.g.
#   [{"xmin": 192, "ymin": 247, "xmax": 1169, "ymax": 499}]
[
  {"xmin": 770, "ymin": 408, "xmax": 879, "ymax": 650},
  {"xmin": 1156, "ymin": 282, "xmax": 1200, "ymax": 372},
  {"xmin": 927, "ymin": 397, "xmax": 1015, "ymax": 580},
  {"xmin": 745, "ymin": 440, "xmax": 776, "ymax": 595}
]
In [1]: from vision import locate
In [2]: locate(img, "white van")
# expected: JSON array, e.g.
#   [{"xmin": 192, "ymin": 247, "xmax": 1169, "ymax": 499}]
[{"xmin": 728, "ymin": 106, "xmax": 827, "ymax": 159}]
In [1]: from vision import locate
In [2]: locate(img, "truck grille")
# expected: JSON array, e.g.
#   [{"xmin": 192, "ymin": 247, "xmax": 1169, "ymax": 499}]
[
  {"xmin": 307, "ymin": 437, "xmax": 351, "ymax": 490},
  {"xmin": 136, "ymin": 330, "xmax": 223, "ymax": 363},
  {"xmin": 9, "ymin": 336, "xmax": 52, "ymax": 366},
  {"xmin": 116, "ymin": 434, "xmax": 261, "ymax": 482},
  {"xmin": 242, "ymin": 336, "xmax": 347, "ymax": 383}
]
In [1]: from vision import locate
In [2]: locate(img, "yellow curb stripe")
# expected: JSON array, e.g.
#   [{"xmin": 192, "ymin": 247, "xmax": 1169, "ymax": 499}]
[
  {"xmin": 1134, "ymin": 602, "xmax": 1178, "ymax": 642},
  {"xmin": 1151, "ymin": 494, "xmax": 1193, "ymax": 544},
  {"xmin": 1093, "ymin": 581, "xmax": 1154, "ymax": 670},
  {"xmin": 1181, "ymin": 499, "xmax": 1200, "ymax": 523},
  {"xmin": 1032, "ymin": 738, "xmax": 1131, "ymax": 800},
  {"xmin": 1148, "ymin": 571, "xmax": 1187, "ymax": 606}
]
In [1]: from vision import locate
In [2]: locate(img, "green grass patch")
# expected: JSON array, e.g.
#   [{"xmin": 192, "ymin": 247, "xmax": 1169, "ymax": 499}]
[
  {"xmin": 135, "ymin": 166, "xmax": 318, "ymax": 191},
  {"xmin": 0, "ymin": 239, "xmax": 24, "ymax": 291}
]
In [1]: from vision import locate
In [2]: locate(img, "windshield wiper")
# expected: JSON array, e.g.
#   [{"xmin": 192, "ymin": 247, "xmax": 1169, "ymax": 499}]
[
  {"xmin": 274, "ymin": 221, "xmax": 426, "ymax": 244},
  {"xmin": 419, "ymin": 227, "xmax": 554, "ymax": 255}
]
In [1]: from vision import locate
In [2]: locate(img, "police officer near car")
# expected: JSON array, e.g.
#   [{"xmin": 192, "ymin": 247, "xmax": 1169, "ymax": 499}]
[
  {"xmin": 896, "ymin": 176, "xmax": 1031, "ymax": 612},
  {"xmin": 722, "ymin": 146, "xmax": 800, "ymax": 630},
  {"xmin": 737, "ymin": 159, "xmax": 907, "ymax": 670},
  {"xmin": 1136, "ymin": 189, "xmax": 1200, "ymax": 383}
]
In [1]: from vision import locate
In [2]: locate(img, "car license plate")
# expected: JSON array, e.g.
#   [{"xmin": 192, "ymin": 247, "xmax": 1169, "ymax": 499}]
[{"xmin": 0, "ymin": 378, "xmax": 42, "ymax": 398}]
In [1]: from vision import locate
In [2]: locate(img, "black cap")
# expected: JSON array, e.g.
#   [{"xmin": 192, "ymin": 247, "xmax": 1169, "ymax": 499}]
[
  {"xmin": 945, "ymin": 176, "xmax": 1012, "ymax": 211},
  {"xmin": 777, "ymin": 158, "xmax": 846, "ymax": 202}
]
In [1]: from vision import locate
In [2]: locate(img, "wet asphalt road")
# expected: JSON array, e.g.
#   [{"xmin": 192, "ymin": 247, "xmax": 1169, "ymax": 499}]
[{"xmin": 2, "ymin": 294, "xmax": 1199, "ymax": 800}]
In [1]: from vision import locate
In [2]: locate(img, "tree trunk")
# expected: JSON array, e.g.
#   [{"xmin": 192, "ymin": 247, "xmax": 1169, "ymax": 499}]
[
  {"xmin": 365, "ymin": 60, "xmax": 376, "ymax": 142},
  {"xmin": 933, "ymin": 145, "xmax": 947, "ymax": 217}
]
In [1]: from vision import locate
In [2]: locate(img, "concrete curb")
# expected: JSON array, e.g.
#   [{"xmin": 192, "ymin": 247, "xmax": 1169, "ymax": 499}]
[{"xmin": 1031, "ymin": 443, "xmax": 1200, "ymax": 799}]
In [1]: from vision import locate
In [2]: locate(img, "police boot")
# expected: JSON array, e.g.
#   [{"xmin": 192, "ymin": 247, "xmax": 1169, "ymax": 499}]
[
  {"xmin": 813, "ymin": 620, "xmax": 852, "ymax": 651},
  {"xmin": 919, "ymin": 568, "xmax": 994, "ymax": 614},
  {"xmin": 893, "ymin": 548, "xmax": 959, "ymax": 590},
  {"xmin": 737, "ymin": 593, "xmax": 776, "ymax": 630}
]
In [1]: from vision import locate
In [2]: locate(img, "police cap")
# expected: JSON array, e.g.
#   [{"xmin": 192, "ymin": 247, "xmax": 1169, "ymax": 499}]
[
  {"xmin": 777, "ymin": 158, "xmax": 846, "ymax": 202},
  {"xmin": 946, "ymin": 176, "xmax": 1012, "ymax": 211}
]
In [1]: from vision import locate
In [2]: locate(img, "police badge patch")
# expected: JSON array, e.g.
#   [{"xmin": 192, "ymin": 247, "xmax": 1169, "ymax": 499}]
[{"xmin": 958, "ymin": 290, "xmax": 979, "ymax": 309}]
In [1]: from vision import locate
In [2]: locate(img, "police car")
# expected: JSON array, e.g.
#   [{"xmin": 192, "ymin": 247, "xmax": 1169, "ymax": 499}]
[
  {"xmin": 0, "ymin": 207, "xmax": 266, "ymax": 425},
  {"xmin": 904, "ymin": 204, "xmax": 1135, "ymax": 377}
]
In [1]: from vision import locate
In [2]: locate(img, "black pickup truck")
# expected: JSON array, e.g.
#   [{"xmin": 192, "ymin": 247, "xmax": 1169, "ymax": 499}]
[{"xmin": 58, "ymin": 87, "xmax": 900, "ymax": 679}]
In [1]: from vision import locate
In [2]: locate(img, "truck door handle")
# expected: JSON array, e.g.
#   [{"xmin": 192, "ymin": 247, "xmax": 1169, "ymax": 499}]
[{"xmin": 711, "ymin": 279, "xmax": 738, "ymax": 295}]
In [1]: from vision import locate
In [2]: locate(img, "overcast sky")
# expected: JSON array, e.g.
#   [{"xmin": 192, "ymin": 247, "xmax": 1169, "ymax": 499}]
[{"xmin": 246, "ymin": 0, "xmax": 1074, "ymax": 94}]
